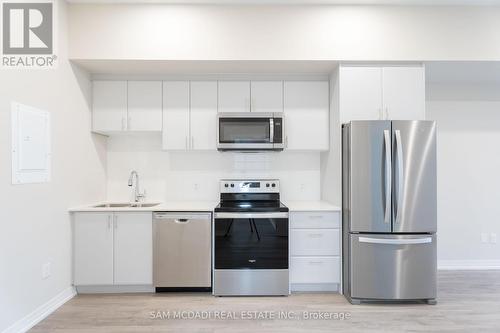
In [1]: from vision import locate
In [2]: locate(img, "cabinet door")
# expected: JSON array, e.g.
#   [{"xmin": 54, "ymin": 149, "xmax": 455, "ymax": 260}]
[
  {"xmin": 251, "ymin": 81, "xmax": 283, "ymax": 113},
  {"xmin": 73, "ymin": 213, "xmax": 113, "ymax": 285},
  {"xmin": 92, "ymin": 81, "xmax": 127, "ymax": 133},
  {"xmin": 128, "ymin": 81, "xmax": 162, "ymax": 131},
  {"xmin": 113, "ymin": 212, "xmax": 153, "ymax": 285},
  {"xmin": 218, "ymin": 81, "xmax": 250, "ymax": 113},
  {"xmin": 190, "ymin": 81, "xmax": 217, "ymax": 150},
  {"xmin": 339, "ymin": 66, "xmax": 383, "ymax": 123},
  {"xmin": 162, "ymin": 81, "xmax": 190, "ymax": 150},
  {"xmin": 283, "ymin": 81, "xmax": 329, "ymax": 151},
  {"xmin": 382, "ymin": 66, "xmax": 425, "ymax": 120}
]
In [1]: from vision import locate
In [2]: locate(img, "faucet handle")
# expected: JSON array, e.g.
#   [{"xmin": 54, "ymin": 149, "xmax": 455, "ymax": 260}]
[{"xmin": 138, "ymin": 189, "xmax": 146, "ymax": 200}]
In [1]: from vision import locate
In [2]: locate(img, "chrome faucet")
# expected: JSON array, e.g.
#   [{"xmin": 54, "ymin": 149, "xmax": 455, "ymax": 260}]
[{"xmin": 128, "ymin": 170, "xmax": 145, "ymax": 202}]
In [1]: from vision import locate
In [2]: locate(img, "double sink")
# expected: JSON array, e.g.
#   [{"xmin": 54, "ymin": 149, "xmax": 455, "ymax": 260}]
[{"xmin": 93, "ymin": 202, "xmax": 160, "ymax": 208}]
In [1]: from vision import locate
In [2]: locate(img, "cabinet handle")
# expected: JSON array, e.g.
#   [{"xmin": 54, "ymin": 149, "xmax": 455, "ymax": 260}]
[
  {"xmin": 128, "ymin": 116, "xmax": 131, "ymax": 130},
  {"xmin": 107, "ymin": 215, "xmax": 112, "ymax": 229},
  {"xmin": 307, "ymin": 233, "xmax": 323, "ymax": 238},
  {"xmin": 191, "ymin": 136, "xmax": 194, "ymax": 150},
  {"xmin": 308, "ymin": 215, "xmax": 324, "ymax": 219},
  {"xmin": 308, "ymin": 261, "xmax": 324, "ymax": 265},
  {"xmin": 385, "ymin": 107, "xmax": 389, "ymax": 120},
  {"xmin": 185, "ymin": 136, "xmax": 188, "ymax": 150}
]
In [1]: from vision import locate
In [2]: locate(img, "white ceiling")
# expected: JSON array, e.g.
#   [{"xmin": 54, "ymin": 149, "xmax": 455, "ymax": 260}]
[{"xmin": 66, "ymin": 0, "xmax": 500, "ymax": 5}]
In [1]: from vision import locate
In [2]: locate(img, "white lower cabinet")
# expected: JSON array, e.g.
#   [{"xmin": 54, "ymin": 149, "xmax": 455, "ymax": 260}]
[
  {"xmin": 73, "ymin": 213, "xmax": 114, "ymax": 285},
  {"xmin": 290, "ymin": 257, "xmax": 340, "ymax": 284},
  {"xmin": 73, "ymin": 212, "xmax": 152, "ymax": 286},
  {"xmin": 289, "ymin": 211, "xmax": 341, "ymax": 291},
  {"xmin": 113, "ymin": 212, "xmax": 152, "ymax": 285}
]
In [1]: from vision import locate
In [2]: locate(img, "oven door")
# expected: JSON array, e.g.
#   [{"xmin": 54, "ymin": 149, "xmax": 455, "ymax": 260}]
[
  {"xmin": 214, "ymin": 212, "xmax": 288, "ymax": 269},
  {"xmin": 217, "ymin": 113, "xmax": 283, "ymax": 150}
]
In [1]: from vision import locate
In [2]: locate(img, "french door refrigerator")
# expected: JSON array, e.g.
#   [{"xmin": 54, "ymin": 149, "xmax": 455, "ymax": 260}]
[{"xmin": 342, "ymin": 120, "xmax": 437, "ymax": 304}]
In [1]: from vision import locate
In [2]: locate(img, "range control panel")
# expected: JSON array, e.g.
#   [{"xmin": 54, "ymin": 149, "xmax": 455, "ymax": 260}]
[{"xmin": 220, "ymin": 179, "xmax": 280, "ymax": 193}]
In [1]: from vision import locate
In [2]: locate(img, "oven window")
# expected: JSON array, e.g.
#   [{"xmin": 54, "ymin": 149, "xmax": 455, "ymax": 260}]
[
  {"xmin": 214, "ymin": 217, "xmax": 288, "ymax": 269},
  {"xmin": 219, "ymin": 118, "xmax": 270, "ymax": 143}
]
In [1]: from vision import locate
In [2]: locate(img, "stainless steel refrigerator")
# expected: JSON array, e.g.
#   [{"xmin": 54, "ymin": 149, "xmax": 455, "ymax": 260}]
[{"xmin": 342, "ymin": 120, "xmax": 437, "ymax": 305}]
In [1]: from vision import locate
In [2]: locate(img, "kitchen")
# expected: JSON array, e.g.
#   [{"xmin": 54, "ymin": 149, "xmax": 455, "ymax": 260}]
[{"xmin": 2, "ymin": 1, "xmax": 500, "ymax": 333}]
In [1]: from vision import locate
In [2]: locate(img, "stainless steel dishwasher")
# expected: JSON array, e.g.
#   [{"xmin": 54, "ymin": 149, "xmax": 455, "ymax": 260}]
[{"xmin": 153, "ymin": 212, "xmax": 212, "ymax": 291}]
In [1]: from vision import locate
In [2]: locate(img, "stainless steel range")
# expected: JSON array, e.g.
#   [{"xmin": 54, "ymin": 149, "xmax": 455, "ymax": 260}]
[{"xmin": 213, "ymin": 179, "xmax": 289, "ymax": 296}]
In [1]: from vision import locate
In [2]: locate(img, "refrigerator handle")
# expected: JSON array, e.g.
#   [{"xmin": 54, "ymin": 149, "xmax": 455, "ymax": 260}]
[
  {"xmin": 359, "ymin": 237, "xmax": 432, "ymax": 245},
  {"xmin": 395, "ymin": 129, "xmax": 404, "ymax": 225},
  {"xmin": 383, "ymin": 130, "xmax": 392, "ymax": 225}
]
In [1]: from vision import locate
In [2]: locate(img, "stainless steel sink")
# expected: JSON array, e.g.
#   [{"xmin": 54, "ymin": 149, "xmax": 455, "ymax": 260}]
[{"xmin": 93, "ymin": 203, "xmax": 160, "ymax": 208}]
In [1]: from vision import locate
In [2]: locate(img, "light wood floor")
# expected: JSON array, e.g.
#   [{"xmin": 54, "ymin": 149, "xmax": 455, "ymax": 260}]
[{"xmin": 31, "ymin": 271, "xmax": 500, "ymax": 333}]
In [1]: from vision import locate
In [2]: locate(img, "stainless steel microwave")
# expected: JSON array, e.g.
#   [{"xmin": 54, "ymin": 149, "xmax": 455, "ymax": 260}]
[{"xmin": 217, "ymin": 112, "xmax": 285, "ymax": 151}]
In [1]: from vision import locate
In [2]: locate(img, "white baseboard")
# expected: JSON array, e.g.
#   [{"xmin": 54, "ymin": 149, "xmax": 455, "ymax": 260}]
[
  {"xmin": 438, "ymin": 260, "xmax": 500, "ymax": 270},
  {"xmin": 2, "ymin": 286, "xmax": 76, "ymax": 333}
]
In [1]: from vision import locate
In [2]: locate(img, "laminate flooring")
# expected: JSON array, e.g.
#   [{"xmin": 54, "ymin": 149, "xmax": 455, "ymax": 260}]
[{"xmin": 30, "ymin": 270, "xmax": 500, "ymax": 333}]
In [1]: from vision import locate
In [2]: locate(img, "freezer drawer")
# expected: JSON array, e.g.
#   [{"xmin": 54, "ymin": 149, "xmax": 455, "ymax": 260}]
[{"xmin": 349, "ymin": 234, "xmax": 436, "ymax": 300}]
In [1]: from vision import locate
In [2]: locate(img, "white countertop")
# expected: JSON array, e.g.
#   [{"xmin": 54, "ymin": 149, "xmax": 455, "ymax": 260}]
[
  {"xmin": 284, "ymin": 201, "xmax": 341, "ymax": 212},
  {"xmin": 69, "ymin": 200, "xmax": 340, "ymax": 213},
  {"xmin": 68, "ymin": 201, "xmax": 218, "ymax": 212}
]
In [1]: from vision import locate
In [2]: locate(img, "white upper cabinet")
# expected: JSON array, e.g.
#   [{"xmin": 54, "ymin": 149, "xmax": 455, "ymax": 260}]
[
  {"xmin": 382, "ymin": 66, "xmax": 425, "ymax": 120},
  {"xmin": 339, "ymin": 66, "xmax": 383, "ymax": 123},
  {"xmin": 113, "ymin": 212, "xmax": 152, "ymax": 285},
  {"xmin": 92, "ymin": 81, "xmax": 127, "ymax": 133},
  {"xmin": 162, "ymin": 81, "xmax": 190, "ymax": 150},
  {"xmin": 339, "ymin": 65, "xmax": 425, "ymax": 123},
  {"xmin": 218, "ymin": 81, "xmax": 250, "ymax": 113},
  {"xmin": 73, "ymin": 213, "xmax": 114, "ymax": 286},
  {"xmin": 251, "ymin": 81, "xmax": 283, "ymax": 113},
  {"xmin": 190, "ymin": 81, "xmax": 218, "ymax": 150},
  {"xmin": 127, "ymin": 81, "xmax": 162, "ymax": 131},
  {"xmin": 284, "ymin": 81, "xmax": 329, "ymax": 151}
]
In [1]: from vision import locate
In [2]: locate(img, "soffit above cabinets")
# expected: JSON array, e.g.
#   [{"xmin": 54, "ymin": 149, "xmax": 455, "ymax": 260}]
[
  {"xmin": 71, "ymin": 60, "xmax": 338, "ymax": 78},
  {"xmin": 66, "ymin": 0, "xmax": 500, "ymax": 5}
]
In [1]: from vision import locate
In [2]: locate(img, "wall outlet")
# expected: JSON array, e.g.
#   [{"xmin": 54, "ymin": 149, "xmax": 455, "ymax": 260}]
[
  {"xmin": 300, "ymin": 183, "xmax": 305, "ymax": 191},
  {"xmin": 491, "ymin": 233, "xmax": 497, "ymax": 244},
  {"xmin": 42, "ymin": 262, "xmax": 51, "ymax": 279},
  {"xmin": 481, "ymin": 233, "xmax": 489, "ymax": 243},
  {"xmin": 193, "ymin": 183, "xmax": 199, "ymax": 190}
]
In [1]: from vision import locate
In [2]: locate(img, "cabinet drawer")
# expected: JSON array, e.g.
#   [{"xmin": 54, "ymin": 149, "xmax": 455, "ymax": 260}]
[
  {"xmin": 290, "ymin": 212, "xmax": 340, "ymax": 229},
  {"xmin": 290, "ymin": 229, "xmax": 339, "ymax": 256},
  {"xmin": 290, "ymin": 257, "xmax": 340, "ymax": 284}
]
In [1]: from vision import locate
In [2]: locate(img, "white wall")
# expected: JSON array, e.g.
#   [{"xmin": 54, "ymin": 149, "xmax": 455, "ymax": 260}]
[
  {"xmin": 0, "ymin": 1, "xmax": 107, "ymax": 331},
  {"xmin": 106, "ymin": 135, "xmax": 321, "ymax": 203},
  {"xmin": 427, "ymin": 83, "xmax": 500, "ymax": 268},
  {"xmin": 68, "ymin": 4, "xmax": 500, "ymax": 61}
]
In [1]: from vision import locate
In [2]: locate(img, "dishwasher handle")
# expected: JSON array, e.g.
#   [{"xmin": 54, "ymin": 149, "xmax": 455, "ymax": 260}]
[
  {"xmin": 154, "ymin": 212, "xmax": 211, "ymax": 221},
  {"xmin": 175, "ymin": 218, "xmax": 190, "ymax": 224}
]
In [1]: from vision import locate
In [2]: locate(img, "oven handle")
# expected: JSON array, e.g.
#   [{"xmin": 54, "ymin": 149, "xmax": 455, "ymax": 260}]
[{"xmin": 214, "ymin": 212, "xmax": 288, "ymax": 219}]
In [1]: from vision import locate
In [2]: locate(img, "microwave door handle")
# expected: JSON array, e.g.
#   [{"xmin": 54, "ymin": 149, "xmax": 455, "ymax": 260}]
[{"xmin": 269, "ymin": 118, "xmax": 274, "ymax": 143}]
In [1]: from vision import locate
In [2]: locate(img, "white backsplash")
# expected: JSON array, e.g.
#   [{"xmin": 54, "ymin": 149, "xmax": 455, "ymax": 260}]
[{"xmin": 106, "ymin": 134, "xmax": 321, "ymax": 203}]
